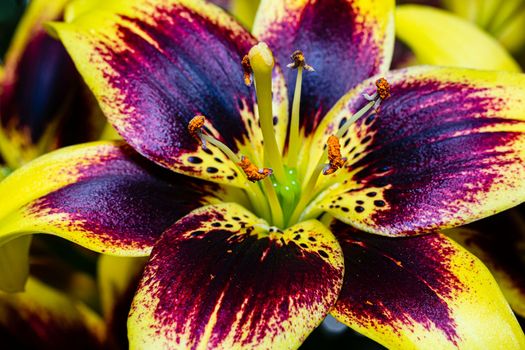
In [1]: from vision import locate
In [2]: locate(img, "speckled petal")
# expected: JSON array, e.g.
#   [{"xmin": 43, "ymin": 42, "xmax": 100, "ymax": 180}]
[
  {"xmin": 253, "ymin": 0, "xmax": 394, "ymax": 136},
  {"xmin": 312, "ymin": 66, "xmax": 525, "ymax": 236},
  {"xmin": 49, "ymin": 0, "xmax": 288, "ymax": 187},
  {"xmin": 128, "ymin": 203, "xmax": 344, "ymax": 349},
  {"xmin": 446, "ymin": 207, "xmax": 525, "ymax": 317},
  {"xmin": 0, "ymin": 0, "xmax": 104, "ymax": 168},
  {"xmin": 0, "ymin": 141, "xmax": 227, "ymax": 256},
  {"xmin": 0, "ymin": 278, "xmax": 105, "ymax": 349},
  {"xmin": 331, "ymin": 221, "xmax": 525, "ymax": 349}
]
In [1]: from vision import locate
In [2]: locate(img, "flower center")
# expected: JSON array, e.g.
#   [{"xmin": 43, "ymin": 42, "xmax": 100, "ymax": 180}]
[{"xmin": 189, "ymin": 42, "xmax": 389, "ymax": 229}]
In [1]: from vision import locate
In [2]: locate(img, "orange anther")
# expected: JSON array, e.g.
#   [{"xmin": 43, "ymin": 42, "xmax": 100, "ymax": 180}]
[
  {"xmin": 323, "ymin": 135, "xmax": 346, "ymax": 175},
  {"xmin": 188, "ymin": 115, "xmax": 206, "ymax": 145},
  {"xmin": 238, "ymin": 156, "xmax": 272, "ymax": 182},
  {"xmin": 241, "ymin": 55, "xmax": 253, "ymax": 86},
  {"xmin": 375, "ymin": 78, "xmax": 391, "ymax": 100},
  {"xmin": 287, "ymin": 50, "xmax": 314, "ymax": 71}
]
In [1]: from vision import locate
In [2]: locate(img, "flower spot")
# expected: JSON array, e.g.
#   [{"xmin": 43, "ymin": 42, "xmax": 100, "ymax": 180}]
[
  {"xmin": 187, "ymin": 156, "xmax": 203, "ymax": 164},
  {"xmin": 355, "ymin": 206, "xmax": 365, "ymax": 213},
  {"xmin": 318, "ymin": 250, "xmax": 329, "ymax": 258},
  {"xmin": 366, "ymin": 192, "xmax": 377, "ymax": 197},
  {"xmin": 356, "ymin": 200, "xmax": 364, "ymax": 205},
  {"xmin": 293, "ymin": 234, "xmax": 301, "ymax": 240},
  {"xmin": 338, "ymin": 117, "xmax": 347, "ymax": 129},
  {"xmin": 225, "ymin": 223, "xmax": 233, "ymax": 228},
  {"xmin": 300, "ymin": 243, "xmax": 308, "ymax": 249},
  {"xmin": 214, "ymin": 157, "xmax": 223, "ymax": 163},
  {"xmin": 308, "ymin": 237, "xmax": 317, "ymax": 242},
  {"xmin": 374, "ymin": 200, "xmax": 386, "ymax": 207},
  {"xmin": 361, "ymin": 135, "xmax": 371, "ymax": 144},
  {"xmin": 206, "ymin": 167, "xmax": 219, "ymax": 174},
  {"xmin": 232, "ymin": 216, "xmax": 241, "ymax": 221},
  {"xmin": 341, "ymin": 207, "xmax": 349, "ymax": 212},
  {"xmin": 191, "ymin": 230, "xmax": 205, "ymax": 237},
  {"xmin": 211, "ymin": 222, "xmax": 221, "ymax": 227},
  {"xmin": 364, "ymin": 114, "xmax": 375, "ymax": 125},
  {"xmin": 273, "ymin": 116, "xmax": 278, "ymax": 125}
]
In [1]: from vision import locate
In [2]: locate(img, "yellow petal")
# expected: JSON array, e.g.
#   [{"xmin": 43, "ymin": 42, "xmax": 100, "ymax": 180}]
[{"xmin": 395, "ymin": 5, "xmax": 520, "ymax": 72}]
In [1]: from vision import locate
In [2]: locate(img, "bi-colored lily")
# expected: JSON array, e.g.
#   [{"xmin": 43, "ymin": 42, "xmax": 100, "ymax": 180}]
[
  {"xmin": 0, "ymin": 0, "xmax": 108, "ymax": 292},
  {"xmin": 1, "ymin": 0, "xmax": 525, "ymax": 348}
]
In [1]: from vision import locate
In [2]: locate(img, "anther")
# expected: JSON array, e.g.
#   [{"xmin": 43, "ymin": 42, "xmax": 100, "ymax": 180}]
[
  {"xmin": 287, "ymin": 50, "xmax": 314, "ymax": 71},
  {"xmin": 375, "ymin": 78, "xmax": 391, "ymax": 100},
  {"xmin": 323, "ymin": 135, "xmax": 347, "ymax": 175},
  {"xmin": 238, "ymin": 156, "xmax": 273, "ymax": 182},
  {"xmin": 188, "ymin": 115, "xmax": 207, "ymax": 149},
  {"xmin": 241, "ymin": 55, "xmax": 253, "ymax": 86},
  {"xmin": 363, "ymin": 78, "xmax": 391, "ymax": 112}
]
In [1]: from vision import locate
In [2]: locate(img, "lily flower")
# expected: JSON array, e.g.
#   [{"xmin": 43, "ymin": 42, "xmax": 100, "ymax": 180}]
[
  {"xmin": 2, "ymin": 0, "xmax": 525, "ymax": 348},
  {"xmin": 0, "ymin": 0, "xmax": 108, "ymax": 292}
]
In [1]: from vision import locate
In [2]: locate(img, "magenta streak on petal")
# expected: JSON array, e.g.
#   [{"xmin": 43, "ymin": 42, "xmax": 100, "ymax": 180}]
[
  {"xmin": 347, "ymin": 78, "xmax": 524, "ymax": 234},
  {"xmin": 139, "ymin": 210, "xmax": 341, "ymax": 347},
  {"xmin": 27, "ymin": 144, "xmax": 216, "ymax": 249},
  {"xmin": 95, "ymin": 4, "xmax": 257, "ymax": 167},
  {"xmin": 261, "ymin": 0, "xmax": 382, "ymax": 136},
  {"xmin": 333, "ymin": 222, "xmax": 462, "ymax": 344}
]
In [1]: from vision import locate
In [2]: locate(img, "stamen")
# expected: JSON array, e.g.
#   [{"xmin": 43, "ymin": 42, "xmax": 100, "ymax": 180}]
[
  {"xmin": 376, "ymin": 78, "xmax": 391, "ymax": 100},
  {"xmin": 287, "ymin": 50, "xmax": 314, "ymax": 168},
  {"xmin": 187, "ymin": 115, "xmax": 273, "ymax": 222},
  {"xmin": 248, "ymin": 42, "xmax": 287, "ymax": 184},
  {"xmin": 323, "ymin": 136, "xmax": 346, "ymax": 175},
  {"xmin": 287, "ymin": 50, "xmax": 315, "ymax": 71},
  {"xmin": 241, "ymin": 55, "xmax": 253, "ymax": 86},
  {"xmin": 238, "ymin": 155, "xmax": 273, "ymax": 182},
  {"xmin": 188, "ymin": 115, "xmax": 207, "ymax": 149}
]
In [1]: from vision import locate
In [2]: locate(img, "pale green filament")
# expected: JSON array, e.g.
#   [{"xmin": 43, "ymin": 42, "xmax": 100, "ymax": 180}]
[
  {"xmin": 287, "ymin": 66, "xmax": 303, "ymax": 168},
  {"xmin": 287, "ymin": 100, "xmax": 377, "ymax": 225},
  {"xmin": 336, "ymin": 100, "xmax": 375, "ymax": 138},
  {"xmin": 201, "ymin": 134, "xmax": 271, "ymax": 221}
]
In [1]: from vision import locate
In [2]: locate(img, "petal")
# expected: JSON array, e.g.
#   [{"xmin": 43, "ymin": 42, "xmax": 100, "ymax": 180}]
[
  {"xmin": 312, "ymin": 66, "xmax": 525, "ymax": 236},
  {"xmin": 128, "ymin": 203, "xmax": 344, "ymax": 349},
  {"xmin": 253, "ymin": 0, "xmax": 395, "ymax": 135},
  {"xmin": 331, "ymin": 222, "xmax": 525, "ymax": 349},
  {"xmin": 0, "ymin": 0, "xmax": 104, "ymax": 168},
  {"xmin": 0, "ymin": 141, "xmax": 227, "ymax": 255},
  {"xmin": 210, "ymin": 0, "xmax": 261, "ymax": 29},
  {"xmin": 49, "ymin": 0, "xmax": 288, "ymax": 186},
  {"xmin": 395, "ymin": 5, "xmax": 520, "ymax": 72},
  {"xmin": 0, "ymin": 277, "xmax": 106, "ymax": 348},
  {"xmin": 446, "ymin": 207, "xmax": 525, "ymax": 317}
]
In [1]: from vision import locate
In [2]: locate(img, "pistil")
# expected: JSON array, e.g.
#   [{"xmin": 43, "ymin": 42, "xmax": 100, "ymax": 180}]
[{"xmin": 247, "ymin": 42, "xmax": 287, "ymax": 184}]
